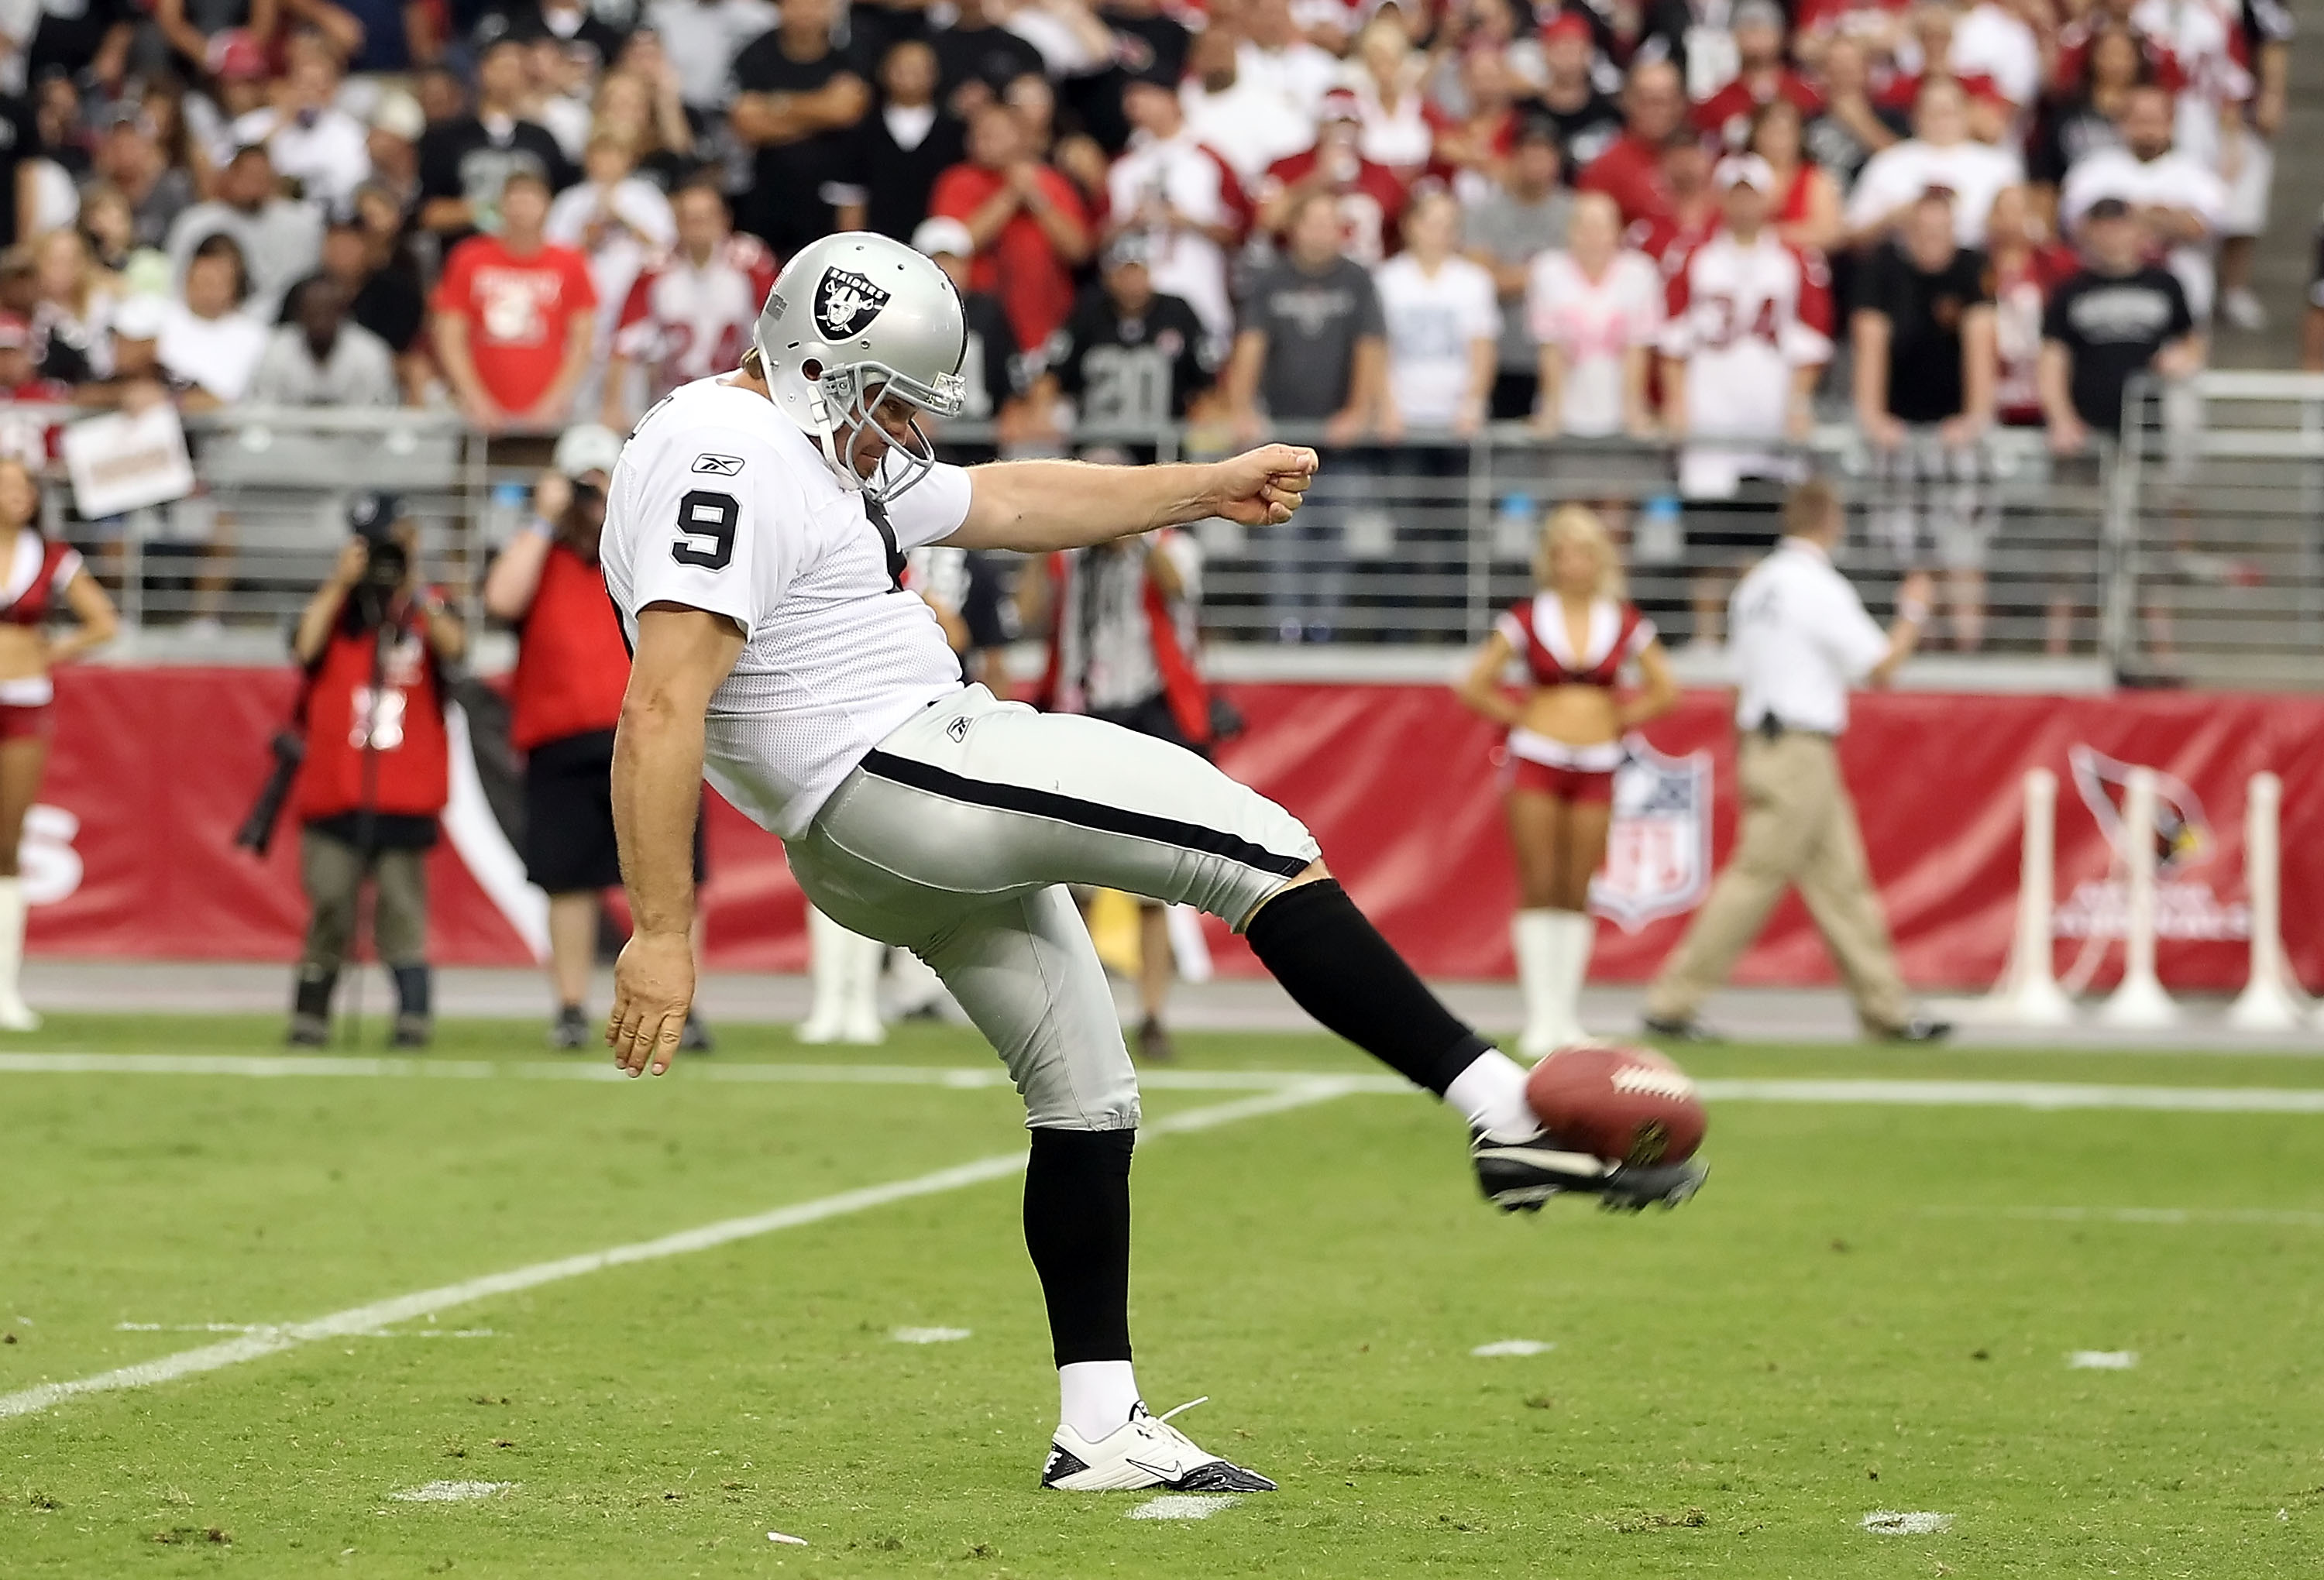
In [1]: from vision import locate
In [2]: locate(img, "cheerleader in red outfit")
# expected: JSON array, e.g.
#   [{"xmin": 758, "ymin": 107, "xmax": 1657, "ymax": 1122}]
[
  {"xmin": 0, "ymin": 457, "xmax": 117, "ymax": 1029},
  {"xmin": 1456, "ymin": 505, "xmax": 1676, "ymax": 1054}
]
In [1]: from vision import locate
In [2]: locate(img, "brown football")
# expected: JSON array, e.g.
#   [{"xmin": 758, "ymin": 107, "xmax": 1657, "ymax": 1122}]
[{"xmin": 1525, "ymin": 1043, "xmax": 1707, "ymax": 1166}]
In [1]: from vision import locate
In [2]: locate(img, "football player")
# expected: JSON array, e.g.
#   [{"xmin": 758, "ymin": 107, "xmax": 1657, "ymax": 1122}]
[{"xmin": 600, "ymin": 232, "xmax": 1704, "ymax": 1494}]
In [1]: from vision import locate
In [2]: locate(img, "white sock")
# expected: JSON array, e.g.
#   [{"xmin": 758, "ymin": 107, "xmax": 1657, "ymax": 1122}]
[
  {"xmin": 1445, "ymin": 1048, "xmax": 1538, "ymax": 1139},
  {"xmin": 1057, "ymin": 1359, "xmax": 1142, "ymax": 1441},
  {"xmin": 0, "ymin": 876, "xmax": 29, "ymax": 1009},
  {"xmin": 1511, "ymin": 908, "xmax": 1562, "ymax": 1056},
  {"xmin": 803, "ymin": 907, "xmax": 848, "ymax": 1028},
  {"xmin": 846, "ymin": 930, "xmax": 885, "ymax": 1023},
  {"xmin": 1547, "ymin": 908, "xmax": 1596, "ymax": 1041}
]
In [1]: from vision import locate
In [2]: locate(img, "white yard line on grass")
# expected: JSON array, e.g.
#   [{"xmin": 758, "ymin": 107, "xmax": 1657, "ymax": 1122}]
[
  {"xmin": 10, "ymin": 1053, "xmax": 2324, "ymax": 1115},
  {"xmin": 1926, "ymin": 1205, "xmax": 2324, "ymax": 1228},
  {"xmin": 0, "ymin": 1077, "xmax": 1360, "ymax": 1424}
]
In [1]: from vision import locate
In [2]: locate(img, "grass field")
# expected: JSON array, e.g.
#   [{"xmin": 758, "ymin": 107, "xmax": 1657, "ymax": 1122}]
[{"xmin": 5, "ymin": 1015, "xmax": 2323, "ymax": 1578}]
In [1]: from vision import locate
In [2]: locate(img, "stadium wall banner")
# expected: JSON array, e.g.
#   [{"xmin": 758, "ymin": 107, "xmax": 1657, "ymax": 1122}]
[{"xmin": 29, "ymin": 669, "xmax": 2324, "ymax": 991}]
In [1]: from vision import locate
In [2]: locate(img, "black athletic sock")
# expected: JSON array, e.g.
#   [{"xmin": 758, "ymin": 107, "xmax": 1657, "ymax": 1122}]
[
  {"xmin": 1023, "ymin": 1128, "xmax": 1135, "ymax": 1368},
  {"xmin": 1244, "ymin": 880, "xmax": 1490, "ymax": 1097}
]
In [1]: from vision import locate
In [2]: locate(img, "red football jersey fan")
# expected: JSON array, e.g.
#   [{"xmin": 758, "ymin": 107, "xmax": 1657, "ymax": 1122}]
[
  {"xmin": 612, "ymin": 234, "xmax": 779, "ymax": 406},
  {"xmin": 1259, "ymin": 147, "xmax": 1410, "ymax": 266},
  {"xmin": 1660, "ymin": 228, "xmax": 1834, "ymax": 439}
]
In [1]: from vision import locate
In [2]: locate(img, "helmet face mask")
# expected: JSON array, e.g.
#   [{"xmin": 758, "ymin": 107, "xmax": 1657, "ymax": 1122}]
[{"xmin": 752, "ymin": 233, "xmax": 969, "ymax": 505}]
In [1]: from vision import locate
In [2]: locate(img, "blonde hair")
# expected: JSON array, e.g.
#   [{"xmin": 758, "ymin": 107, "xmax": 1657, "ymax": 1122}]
[{"xmin": 1532, "ymin": 504, "xmax": 1624, "ymax": 599}]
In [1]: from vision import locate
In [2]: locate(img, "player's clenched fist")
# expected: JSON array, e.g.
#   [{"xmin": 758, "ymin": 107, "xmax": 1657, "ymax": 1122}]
[{"xmin": 1204, "ymin": 445, "xmax": 1318, "ymax": 527}]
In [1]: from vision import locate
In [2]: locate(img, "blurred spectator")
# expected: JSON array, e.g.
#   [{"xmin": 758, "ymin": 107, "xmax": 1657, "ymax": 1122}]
[
  {"xmin": 1031, "ymin": 234, "xmax": 1213, "ymax": 434},
  {"xmin": 325, "ymin": 0, "xmax": 443, "ymax": 74},
  {"xmin": 1466, "ymin": 115, "xmax": 1573, "ymax": 421},
  {"xmin": 527, "ymin": 28, "xmax": 607, "ymax": 165},
  {"xmin": 231, "ymin": 30, "xmax": 373, "ymax": 211},
  {"xmin": 1346, "ymin": 19, "xmax": 1432, "ymax": 177},
  {"xmin": 1851, "ymin": 187, "xmax": 1997, "ymax": 648},
  {"xmin": 364, "ymin": 92, "xmax": 426, "ymax": 212},
  {"xmin": 603, "ymin": 180, "xmax": 776, "ymax": 426},
  {"xmin": 1238, "ymin": 0, "xmax": 1339, "ymax": 121},
  {"xmin": 159, "ymin": 233, "xmax": 268, "ymax": 407},
  {"xmin": 1257, "ymin": 88, "xmax": 1407, "ymax": 266},
  {"xmin": 2039, "ymin": 195, "xmax": 2202, "ymax": 455},
  {"xmin": 431, "ymin": 167, "xmax": 597, "ymax": 431},
  {"xmin": 76, "ymin": 290, "xmax": 163, "ymax": 407},
  {"xmin": 26, "ymin": 0, "xmax": 134, "ymax": 94},
  {"xmin": 1102, "ymin": 71, "xmax": 1246, "ymax": 352},
  {"xmin": 2215, "ymin": 0, "xmax": 2289, "ymax": 331},
  {"xmin": 2058, "ymin": 83, "xmax": 2224, "ymax": 321},
  {"xmin": 1662, "ymin": 155, "xmax": 1834, "ymax": 642},
  {"xmin": 309, "ymin": 211, "xmax": 429, "ymax": 403},
  {"xmin": 0, "ymin": 311, "xmax": 70, "ymax": 406},
  {"xmin": 1985, "ymin": 184, "xmax": 2079, "ymax": 428},
  {"xmin": 1180, "ymin": 23, "xmax": 1313, "ymax": 184},
  {"xmin": 186, "ymin": 34, "xmax": 277, "ymax": 163},
  {"xmin": 29, "ymin": 228, "xmax": 116, "ymax": 385},
  {"xmin": 2027, "ymin": 22, "xmax": 2144, "ymax": 201},
  {"xmin": 94, "ymin": 108, "xmax": 195, "ymax": 252},
  {"xmin": 546, "ymin": 129, "xmax": 677, "ymax": 418},
  {"xmin": 1844, "ymin": 78, "xmax": 2022, "ymax": 247},
  {"xmin": 910, "ymin": 217, "xmax": 1024, "ymax": 428},
  {"xmin": 25, "ymin": 76, "xmax": 88, "ymax": 239},
  {"xmin": 1002, "ymin": 73, "xmax": 1110, "ymax": 216},
  {"xmin": 1579, "ymin": 59, "xmax": 1686, "ymax": 227},
  {"xmin": 77, "ymin": 184, "xmax": 141, "ymax": 279},
  {"xmin": 590, "ymin": 67, "xmax": 701, "ymax": 194},
  {"xmin": 1800, "ymin": 37, "xmax": 1903, "ymax": 196},
  {"xmin": 648, "ymin": 0, "xmax": 778, "ymax": 115},
  {"xmin": 165, "ymin": 142, "xmax": 324, "ymax": 323},
  {"xmin": 1432, "ymin": 46, "xmax": 1526, "ymax": 202},
  {"xmin": 929, "ymin": 100, "xmax": 1091, "ymax": 355},
  {"xmin": 249, "ymin": 275, "xmax": 400, "ymax": 407},
  {"xmin": 417, "ymin": 33, "xmax": 575, "ymax": 244},
  {"xmin": 500, "ymin": 0, "xmax": 628, "ymax": 73},
  {"xmin": 834, "ymin": 40, "xmax": 967, "ymax": 242},
  {"xmin": 988, "ymin": 0, "xmax": 1116, "ymax": 83},
  {"xmin": 1528, "ymin": 190, "xmax": 1662, "ymax": 438},
  {"xmin": 1096, "ymin": 0, "xmax": 1196, "ymax": 146},
  {"xmin": 1525, "ymin": 12, "xmax": 1624, "ymax": 170},
  {"xmin": 1226, "ymin": 191, "xmax": 1387, "ymax": 637},
  {"xmin": 1374, "ymin": 187, "xmax": 1498, "ymax": 437},
  {"xmin": 1627, "ymin": 132, "xmax": 1719, "ymax": 263},
  {"xmin": 287, "ymin": 496, "xmax": 466, "ymax": 1049},
  {"xmin": 1693, "ymin": 0, "xmax": 1822, "ymax": 147},
  {"xmin": 930, "ymin": 0, "xmax": 1046, "ymax": 113},
  {"xmin": 729, "ymin": 0, "xmax": 871, "ymax": 255},
  {"xmin": 1749, "ymin": 99, "xmax": 1844, "ymax": 255}
]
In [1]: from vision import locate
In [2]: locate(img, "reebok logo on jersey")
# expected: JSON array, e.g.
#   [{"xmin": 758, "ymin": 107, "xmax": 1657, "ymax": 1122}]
[
  {"xmin": 946, "ymin": 716, "xmax": 970, "ymax": 743},
  {"xmin": 814, "ymin": 268, "xmax": 890, "ymax": 339},
  {"xmin": 693, "ymin": 453, "xmax": 744, "ymax": 475}
]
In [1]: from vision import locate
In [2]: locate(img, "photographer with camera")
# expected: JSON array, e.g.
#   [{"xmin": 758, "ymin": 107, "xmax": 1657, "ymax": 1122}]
[
  {"xmin": 285, "ymin": 493, "xmax": 466, "ymax": 1049},
  {"xmin": 483, "ymin": 425, "xmax": 713, "ymax": 1052}
]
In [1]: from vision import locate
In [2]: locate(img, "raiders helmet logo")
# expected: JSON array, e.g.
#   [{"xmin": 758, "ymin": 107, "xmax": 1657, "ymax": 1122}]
[{"xmin": 813, "ymin": 268, "xmax": 891, "ymax": 340}]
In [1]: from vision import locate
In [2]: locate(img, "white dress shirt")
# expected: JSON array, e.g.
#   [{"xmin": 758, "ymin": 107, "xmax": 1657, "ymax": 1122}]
[{"xmin": 1727, "ymin": 537, "xmax": 1890, "ymax": 735}]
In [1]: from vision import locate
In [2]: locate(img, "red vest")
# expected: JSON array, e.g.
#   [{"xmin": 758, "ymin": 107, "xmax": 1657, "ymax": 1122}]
[
  {"xmin": 510, "ymin": 541, "xmax": 630, "ymax": 750},
  {"xmin": 295, "ymin": 608, "xmax": 450, "ymax": 822}
]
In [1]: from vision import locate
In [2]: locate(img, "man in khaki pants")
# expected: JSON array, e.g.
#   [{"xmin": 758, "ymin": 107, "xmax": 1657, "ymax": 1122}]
[{"xmin": 1642, "ymin": 479, "xmax": 1951, "ymax": 1042}]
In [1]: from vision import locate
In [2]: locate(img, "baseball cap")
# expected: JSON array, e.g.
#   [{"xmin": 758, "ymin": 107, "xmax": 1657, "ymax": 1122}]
[
  {"xmin": 552, "ymin": 424, "xmax": 624, "ymax": 481},
  {"xmin": 346, "ymin": 491, "xmax": 403, "ymax": 540},
  {"xmin": 112, "ymin": 294, "xmax": 168, "ymax": 341},
  {"xmin": 370, "ymin": 90, "xmax": 425, "ymax": 142},
  {"xmin": 1319, "ymin": 86, "xmax": 1363, "ymax": 123},
  {"xmin": 910, "ymin": 215, "xmax": 975, "ymax": 260},
  {"xmin": 1103, "ymin": 232, "xmax": 1152, "ymax": 271},
  {"xmin": 2085, "ymin": 195, "xmax": 2133, "ymax": 220},
  {"xmin": 1714, "ymin": 153, "xmax": 1776, "ymax": 191},
  {"xmin": 1732, "ymin": 0, "xmax": 1785, "ymax": 29},
  {"xmin": 1540, "ymin": 9, "xmax": 1592, "ymax": 44},
  {"xmin": 0, "ymin": 312, "xmax": 27, "ymax": 352},
  {"xmin": 208, "ymin": 29, "xmax": 270, "ymax": 82}
]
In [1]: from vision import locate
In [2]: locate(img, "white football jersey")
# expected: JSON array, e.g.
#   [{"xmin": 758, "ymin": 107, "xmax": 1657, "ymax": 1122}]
[{"xmin": 600, "ymin": 376, "xmax": 972, "ymax": 837}]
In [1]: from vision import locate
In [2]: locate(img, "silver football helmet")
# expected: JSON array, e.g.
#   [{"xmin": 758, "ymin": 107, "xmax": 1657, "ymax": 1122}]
[{"xmin": 753, "ymin": 232, "xmax": 968, "ymax": 503}]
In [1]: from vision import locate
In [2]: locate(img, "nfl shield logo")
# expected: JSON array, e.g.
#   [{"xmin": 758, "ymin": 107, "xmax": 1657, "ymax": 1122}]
[
  {"xmin": 1590, "ymin": 739, "xmax": 1714, "ymax": 932},
  {"xmin": 813, "ymin": 268, "xmax": 891, "ymax": 339}
]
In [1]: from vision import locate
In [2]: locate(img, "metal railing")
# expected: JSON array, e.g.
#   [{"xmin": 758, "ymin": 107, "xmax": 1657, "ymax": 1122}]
[{"xmin": 12, "ymin": 377, "xmax": 2319, "ymax": 689}]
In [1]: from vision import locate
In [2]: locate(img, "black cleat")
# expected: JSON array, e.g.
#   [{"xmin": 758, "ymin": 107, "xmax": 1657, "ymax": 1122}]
[
  {"xmin": 680, "ymin": 1012, "xmax": 715, "ymax": 1053},
  {"xmin": 1133, "ymin": 1015, "xmax": 1177, "ymax": 1064},
  {"xmin": 1040, "ymin": 1400, "xmax": 1276, "ymax": 1492},
  {"xmin": 1598, "ymin": 1156, "xmax": 1710, "ymax": 1213},
  {"xmin": 1642, "ymin": 1015, "xmax": 1721, "ymax": 1042},
  {"xmin": 1471, "ymin": 1128, "xmax": 1707, "ymax": 1214},
  {"xmin": 1872, "ymin": 1015, "xmax": 1953, "ymax": 1044},
  {"xmin": 549, "ymin": 1005, "xmax": 590, "ymax": 1050}
]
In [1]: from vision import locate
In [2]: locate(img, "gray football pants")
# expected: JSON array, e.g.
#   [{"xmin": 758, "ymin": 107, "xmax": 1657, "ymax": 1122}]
[{"xmin": 784, "ymin": 686, "xmax": 1321, "ymax": 1133}]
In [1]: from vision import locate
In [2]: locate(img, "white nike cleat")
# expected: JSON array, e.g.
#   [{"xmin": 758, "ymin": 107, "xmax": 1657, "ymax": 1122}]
[
  {"xmin": 0, "ymin": 997, "xmax": 41, "ymax": 1032},
  {"xmin": 1038, "ymin": 1399, "xmax": 1277, "ymax": 1492}
]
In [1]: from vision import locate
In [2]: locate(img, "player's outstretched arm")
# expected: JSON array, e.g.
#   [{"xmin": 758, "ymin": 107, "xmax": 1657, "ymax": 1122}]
[
  {"xmin": 607, "ymin": 603, "xmax": 744, "ymax": 1078},
  {"xmin": 940, "ymin": 444, "xmax": 1319, "ymax": 553}
]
